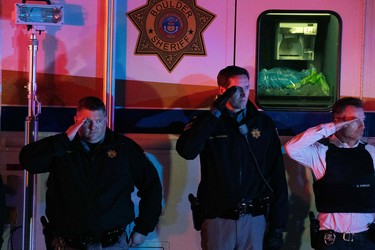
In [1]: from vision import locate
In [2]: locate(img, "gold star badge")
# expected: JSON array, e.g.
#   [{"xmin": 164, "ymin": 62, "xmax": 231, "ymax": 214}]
[
  {"xmin": 107, "ymin": 149, "xmax": 117, "ymax": 158},
  {"xmin": 251, "ymin": 128, "xmax": 261, "ymax": 139},
  {"xmin": 127, "ymin": 0, "xmax": 215, "ymax": 72}
]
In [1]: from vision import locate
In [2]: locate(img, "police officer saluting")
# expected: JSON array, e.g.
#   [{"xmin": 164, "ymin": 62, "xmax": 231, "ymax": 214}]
[
  {"xmin": 177, "ymin": 66, "xmax": 289, "ymax": 250},
  {"xmin": 285, "ymin": 97, "xmax": 375, "ymax": 249},
  {"xmin": 19, "ymin": 96, "xmax": 162, "ymax": 250}
]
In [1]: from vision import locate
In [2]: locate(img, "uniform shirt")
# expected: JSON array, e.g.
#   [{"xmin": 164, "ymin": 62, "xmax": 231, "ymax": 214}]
[
  {"xmin": 177, "ymin": 101, "xmax": 289, "ymax": 231},
  {"xmin": 19, "ymin": 129, "xmax": 162, "ymax": 237},
  {"xmin": 285, "ymin": 122, "xmax": 375, "ymax": 233}
]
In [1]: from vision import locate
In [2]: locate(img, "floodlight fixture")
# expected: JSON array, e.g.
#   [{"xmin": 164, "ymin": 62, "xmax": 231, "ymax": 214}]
[{"xmin": 15, "ymin": 3, "xmax": 64, "ymax": 28}]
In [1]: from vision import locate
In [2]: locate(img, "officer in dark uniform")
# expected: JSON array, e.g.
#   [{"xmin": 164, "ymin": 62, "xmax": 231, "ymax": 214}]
[
  {"xmin": 177, "ymin": 66, "xmax": 289, "ymax": 250},
  {"xmin": 19, "ymin": 96, "xmax": 162, "ymax": 250}
]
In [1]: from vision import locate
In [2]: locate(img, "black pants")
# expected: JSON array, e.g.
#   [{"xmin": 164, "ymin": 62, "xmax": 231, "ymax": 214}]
[{"xmin": 314, "ymin": 230, "xmax": 375, "ymax": 250}]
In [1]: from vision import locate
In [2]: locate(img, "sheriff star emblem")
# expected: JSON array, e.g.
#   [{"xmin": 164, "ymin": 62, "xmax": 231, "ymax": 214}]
[
  {"xmin": 251, "ymin": 128, "xmax": 261, "ymax": 139},
  {"xmin": 127, "ymin": 0, "xmax": 215, "ymax": 72},
  {"xmin": 107, "ymin": 149, "xmax": 117, "ymax": 158}
]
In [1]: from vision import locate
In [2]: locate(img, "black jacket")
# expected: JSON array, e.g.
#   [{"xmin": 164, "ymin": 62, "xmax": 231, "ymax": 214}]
[
  {"xmin": 19, "ymin": 129, "xmax": 162, "ymax": 237},
  {"xmin": 176, "ymin": 102, "xmax": 288, "ymax": 230}
]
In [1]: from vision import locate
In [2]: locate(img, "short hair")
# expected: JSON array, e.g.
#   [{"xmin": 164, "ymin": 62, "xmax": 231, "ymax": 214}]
[
  {"xmin": 217, "ymin": 66, "xmax": 250, "ymax": 88},
  {"xmin": 332, "ymin": 97, "xmax": 363, "ymax": 118},
  {"xmin": 77, "ymin": 96, "xmax": 106, "ymax": 115}
]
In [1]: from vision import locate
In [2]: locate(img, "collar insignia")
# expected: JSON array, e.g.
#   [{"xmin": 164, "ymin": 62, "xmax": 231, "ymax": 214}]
[
  {"xmin": 107, "ymin": 149, "xmax": 117, "ymax": 158},
  {"xmin": 251, "ymin": 128, "xmax": 261, "ymax": 139}
]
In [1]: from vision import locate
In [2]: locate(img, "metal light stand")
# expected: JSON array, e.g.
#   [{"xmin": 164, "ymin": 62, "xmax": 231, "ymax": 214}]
[
  {"xmin": 15, "ymin": 2, "xmax": 63, "ymax": 248},
  {"xmin": 22, "ymin": 28, "xmax": 42, "ymax": 250},
  {"xmin": 104, "ymin": 0, "xmax": 116, "ymax": 129}
]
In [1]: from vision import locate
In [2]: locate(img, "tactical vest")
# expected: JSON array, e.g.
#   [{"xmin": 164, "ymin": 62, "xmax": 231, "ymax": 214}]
[{"xmin": 313, "ymin": 139, "xmax": 375, "ymax": 213}]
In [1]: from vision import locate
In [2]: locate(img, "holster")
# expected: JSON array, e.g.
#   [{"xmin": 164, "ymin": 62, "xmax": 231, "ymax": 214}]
[
  {"xmin": 309, "ymin": 211, "xmax": 320, "ymax": 249},
  {"xmin": 188, "ymin": 193, "xmax": 204, "ymax": 231}
]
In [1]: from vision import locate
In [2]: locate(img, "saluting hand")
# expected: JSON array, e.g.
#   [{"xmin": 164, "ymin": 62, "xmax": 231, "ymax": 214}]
[
  {"xmin": 211, "ymin": 86, "xmax": 238, "ymax": 113},
  {"xmin": 335, "ymin": 118, "xmax": 360, "ymax": 132},
  {"xmin": 65, "ymin": 116, "xmax": 87, "ymax": 141}
]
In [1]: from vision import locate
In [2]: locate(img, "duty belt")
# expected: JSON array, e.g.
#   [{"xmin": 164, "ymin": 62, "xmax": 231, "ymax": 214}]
[
  {"xmin": 236, "ymin": 196, "xmax": 271, "ymax": 216},
  {"xmin": 58, "ymin": 226, "xmax": 125, "ymax": 248},
  {"xmin": 236, "ymin": 202, "xmax": 256, "ymax": 215},
  {"xmin": 320, "ymin": 230, "xmax": 369, "ymax": 246},
  {"xmin": 219, "ymin": 196, "xmax": 271, "ymax": 219}
]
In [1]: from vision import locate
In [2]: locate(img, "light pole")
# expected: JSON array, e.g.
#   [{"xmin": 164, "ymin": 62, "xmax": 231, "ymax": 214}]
[
  {"xmin": 22, "ymin": 27, "xmax": 42, "ymax": 250},
  {"xmin": 15, "ymin": 3, "xmax": 64, "ymax": 249}
]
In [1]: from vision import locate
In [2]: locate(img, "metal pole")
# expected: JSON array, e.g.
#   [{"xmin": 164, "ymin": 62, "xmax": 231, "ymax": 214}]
[
  {"xmin": 104, "ymin": 0, "xmax": 116, "ymax": 130},
  {"xmin": 22, "ymin": 29, "xmax": 41, "ymax": 250}
]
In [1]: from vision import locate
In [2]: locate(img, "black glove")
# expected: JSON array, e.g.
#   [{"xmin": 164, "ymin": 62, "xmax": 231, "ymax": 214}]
[
  {"xmin": 264, "ymin": 228, "xmax": 284, "ymax": 250},
  {"xmin": 210, "ymin": 86, "xmax": 238, "ymax": 116}
]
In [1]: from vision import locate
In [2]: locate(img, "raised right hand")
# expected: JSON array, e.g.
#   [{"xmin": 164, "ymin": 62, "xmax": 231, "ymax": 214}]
[
  {"xmin": 65, "ymin": 117, "xmax": 87, "ymax": 141},
  {"xmin": 335, "ymin": 118, "xmax": 360, "ymax": 132},
  {"xmin": 211, "ymin": 86, "xmax": 238, "ymax": 113}
]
